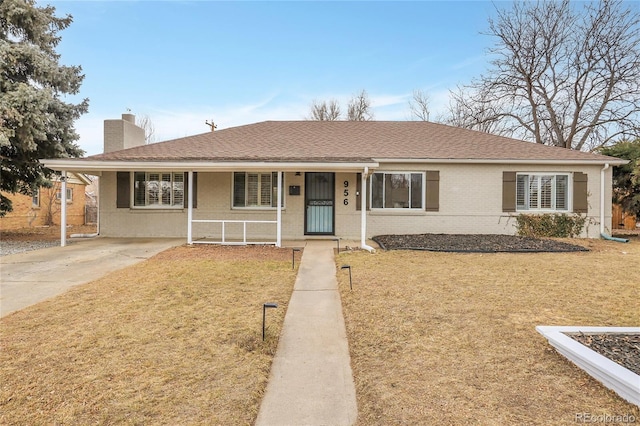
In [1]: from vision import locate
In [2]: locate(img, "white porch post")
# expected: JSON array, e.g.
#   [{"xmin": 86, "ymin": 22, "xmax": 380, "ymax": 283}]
[
  {"xmin": 60, "ymin": 171, "xmax": 67, "ymax": 247},
  {"xmin": 360, "ymin": 167, "xmax": 375, "ymax": 252},
  {"xmin": 187, "ymin": 171, "xmax": 193, "ymax": 244},
  {"xmin": 276, "ymin": 171, "xmax": 282, "ymax": 247},
  {"xmin": 360, "ymin": 168, "xmax": 367, "ymax": 248}
]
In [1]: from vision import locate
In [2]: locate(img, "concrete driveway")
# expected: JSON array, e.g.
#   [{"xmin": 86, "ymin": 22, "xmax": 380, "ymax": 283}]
[{"xmin": 0, "ymin": 237, "xmax": 183, "ymax": 318}]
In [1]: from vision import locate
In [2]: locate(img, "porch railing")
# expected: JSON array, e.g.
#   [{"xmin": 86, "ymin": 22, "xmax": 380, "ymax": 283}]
[{"xmin": 190, "ymin": 219, "xmax": 278, "ymax": 245}]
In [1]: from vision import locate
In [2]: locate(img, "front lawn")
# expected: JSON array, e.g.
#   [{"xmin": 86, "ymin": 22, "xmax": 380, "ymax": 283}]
[
  {"xmin": 0, "ymin": 245, "xmax": 298, "ymax": 425},
  {"xmin": 337, "ymin": 239, "xmax": 640, "ymax": 425}
]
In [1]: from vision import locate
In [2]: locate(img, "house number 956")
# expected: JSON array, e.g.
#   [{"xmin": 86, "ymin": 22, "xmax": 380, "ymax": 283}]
[{"xmin": 343, "ymin": 181, "xmax": 349, "ymax": 205}]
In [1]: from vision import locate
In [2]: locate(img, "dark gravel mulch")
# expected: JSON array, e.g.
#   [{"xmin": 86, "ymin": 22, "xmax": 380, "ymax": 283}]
[
  {"xmin": 373, "ymin": 234, "xmax": 589, "ymax": 253},
  {"xmin": 568, "ymin": 333, "xmax": 640, "ymax": 375}
]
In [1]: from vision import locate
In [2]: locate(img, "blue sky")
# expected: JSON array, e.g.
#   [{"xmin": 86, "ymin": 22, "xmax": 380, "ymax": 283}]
[{"xmin": 50, "ymin": 1, "xmax": 500, "ymax": 155}]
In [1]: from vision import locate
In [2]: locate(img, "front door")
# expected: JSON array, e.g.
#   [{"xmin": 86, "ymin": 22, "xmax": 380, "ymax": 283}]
[{"xmin": 305, "ymin": 172, "xmax": 335, "ymax": 235}]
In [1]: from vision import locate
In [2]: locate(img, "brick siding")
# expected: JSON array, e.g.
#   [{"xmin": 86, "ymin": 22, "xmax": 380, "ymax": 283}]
[{"xmin": 0, "ymin": 183, "xmax": 86, "ymax": 230}]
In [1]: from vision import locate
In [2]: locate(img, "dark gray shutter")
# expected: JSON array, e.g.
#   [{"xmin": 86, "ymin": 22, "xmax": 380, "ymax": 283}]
[
  {"xmin": 573, "ymin": 172, "xmax": 588, "ymax": 213},
  {"xmin": 425, "ymin": 171, "xmax": 439, "ymax": 212},
  {"xmin": 502, "ymin": 172, "xmax": 517, "ymax": 212},
  {"xmin": 116, "ymin": 172, "xmax": 130, "ymax": 208},
  {"xmin": 184, "ymin": 172, "xmax": 198, "ymax": 208}
]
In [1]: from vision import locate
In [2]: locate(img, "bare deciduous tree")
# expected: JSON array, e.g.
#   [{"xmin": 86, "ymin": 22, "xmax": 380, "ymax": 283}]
[
  {"xmin": 347, "ymin": 90, "xmax": 374, "ymax": 121},
  {"xmin": 136, "ymin": 114, "xmax": 156, "ymax": 144},
  {"xmin": 408, "ymin": 89, "xmax": 431, "ymax": 121},
  {"xmin": 440, "ymin": 86, "xmax": 509, "ymax": 135},
  {"xmin": 308, "ymin": 99, "xmax": 342, "ymax": 121},
  {"xmin": 308, "ymin": 91, "xmax": 375, "ymax": 121},
  {"xmin": 445, "ymin": 0, "xmax": 640, "ymax": 151},
  {"xmin": 42, "ymin": 180, "xmax": 61, "ymax": 226}
]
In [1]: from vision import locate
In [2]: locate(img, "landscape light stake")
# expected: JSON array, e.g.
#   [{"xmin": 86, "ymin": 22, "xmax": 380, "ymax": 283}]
[
  {"xmin": 263, "ymin": 303, "xmax": 278, "ymax": 341},
  {"xmin": 334, "ymin": 238, "xmax": 340, "ymax": 254},
  {"xmin": 292, "ymin": 248, "xmax": 301, "ymax": 270},
  {"xmin": 341, "ymin": 265, "xmax": 352, "ymax": 290}
]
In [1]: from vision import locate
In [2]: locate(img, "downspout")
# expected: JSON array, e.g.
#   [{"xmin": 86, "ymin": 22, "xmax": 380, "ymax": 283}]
[
  {"xmin": 187, "ymin": 170, "xmax": 193, "ymax": 244},
  {"xmin": 360, "ymin": 167, "xmax": 375, "ymax": 252},
  {"xmin": 600, "ymin": 163, "xmax": 609, "ymax": 236},
  {"xmin": 96, "ymin": 178, "xmax": 100, "ymax": 236},
  {"xmin": 600, "ymin": 163, "xmax": 629, "ymax": 243},
  {"xmin": 60, "ymin": 171, "xmax": 67, "ymax": 247}
]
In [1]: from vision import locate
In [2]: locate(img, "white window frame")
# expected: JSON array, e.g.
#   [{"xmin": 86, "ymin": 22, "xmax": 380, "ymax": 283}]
[
  {"xmin": 370, "ymin": 171, "xmax": 426, "ymax": 210},
  {"xmin": 132, "ymin": 171, "xmax": 185, "ymax": 209},
  {"xmin": 232, "ymin": 172, "xmax": 285, "ymax": 210},
  {"xmin": 32, "ymin": 188, "xmax": 40, "ymax": 207},
  {"xmin": 516, "ymin": 173, "xmax": 571, "ymax": 212},
  {"xmin": 56, "ymin": 187, "xmax": 73, "ymax": 203}
]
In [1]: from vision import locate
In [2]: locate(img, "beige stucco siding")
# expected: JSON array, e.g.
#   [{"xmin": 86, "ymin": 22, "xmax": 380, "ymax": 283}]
[{"xmin": 99, "ymin": 164, "xmax": 612, "ymax": 240}]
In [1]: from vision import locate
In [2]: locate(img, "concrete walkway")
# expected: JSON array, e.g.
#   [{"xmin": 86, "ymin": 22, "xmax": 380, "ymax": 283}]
[
  {"xmin": 0, "ymin": 237, "xmax": 182, "ymax": 318},
  {"xmin": 255, "ymin": 240, "xmax": 358, "ymax": 426}
]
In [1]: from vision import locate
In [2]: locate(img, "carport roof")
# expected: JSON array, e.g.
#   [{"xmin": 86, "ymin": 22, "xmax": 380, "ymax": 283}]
[{"xmin": 44, "ymin": 120, "xmax": 626, "ymax": 172}]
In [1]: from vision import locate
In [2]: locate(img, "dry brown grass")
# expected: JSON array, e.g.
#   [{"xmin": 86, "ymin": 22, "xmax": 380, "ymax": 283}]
[
  {"xmin": 0, "ymin": 245, "xmax": 298, "ymax": 425},
  {"xmin": 337, "ymin": 239, "xmax": 640, "ymax": 425}
]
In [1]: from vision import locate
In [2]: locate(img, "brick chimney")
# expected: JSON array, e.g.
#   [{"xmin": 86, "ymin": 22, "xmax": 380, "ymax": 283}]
[{"xmin": 104, "ymin": 113, "xmax": 145, "ymax": 153}]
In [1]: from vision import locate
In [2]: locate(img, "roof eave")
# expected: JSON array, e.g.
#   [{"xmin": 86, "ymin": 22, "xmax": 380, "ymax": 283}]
[
  {"xmin": 43, "ymin": 156, "xmax": 628, "ymax": 174},
  {"xmin": 42, "ymin": 159, "xmax": 380, "ymax": 173},
  {"xmin": 373, "ymin": 158, "xmax": 629, "ymax": 165}
]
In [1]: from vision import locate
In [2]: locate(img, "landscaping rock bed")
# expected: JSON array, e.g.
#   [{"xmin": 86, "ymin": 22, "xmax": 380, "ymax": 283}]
[
  {"xmin": 569, "ymin": 333, "xmax": 640, "ymax": 376},
  {"xmin": 373, "ymin": 234, "xmax": 589, "ymax": 253},
  {"xmin": 0, "ymin": 240, "xmax": 60, "ymax": 257}
]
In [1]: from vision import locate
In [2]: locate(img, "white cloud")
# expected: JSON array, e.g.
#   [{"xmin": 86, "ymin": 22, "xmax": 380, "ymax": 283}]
[
  {"xmin": 450, "ymin": 55, "xmax": 486, "ymax": 71},
  {"xmin": 371, "ymin": 93, "xmax": 409, "ymax": 108}
]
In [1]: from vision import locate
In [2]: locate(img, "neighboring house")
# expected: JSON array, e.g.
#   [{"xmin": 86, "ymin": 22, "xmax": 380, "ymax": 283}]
[
  {"xmin": 43, "ymin": 114, "xmax": 626, "ymax": 248},
  {"xmin": 0, "ymin": 173, "xmax": 91, "ymax": 230}
]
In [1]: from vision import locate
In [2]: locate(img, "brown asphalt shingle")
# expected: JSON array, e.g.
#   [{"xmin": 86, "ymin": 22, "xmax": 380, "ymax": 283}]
[{"xmin": 85, "ymin": 121, "xmax": 617, "ymax": 163}]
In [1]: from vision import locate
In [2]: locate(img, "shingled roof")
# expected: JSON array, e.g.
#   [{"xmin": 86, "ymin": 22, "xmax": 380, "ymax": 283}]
[{"xmin": 57, "ymin": 121, "xmax": 624, "ymax": 168}]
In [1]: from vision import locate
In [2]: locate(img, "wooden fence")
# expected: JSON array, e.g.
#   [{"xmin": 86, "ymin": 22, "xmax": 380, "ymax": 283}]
[{"xmin": 612, "ymin": 204, "xmax": 638, "ymax": 230}]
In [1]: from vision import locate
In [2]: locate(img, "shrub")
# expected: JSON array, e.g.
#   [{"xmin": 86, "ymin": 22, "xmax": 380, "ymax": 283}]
[{"xmin": 515, "ymin": 213, "xmax": 587, "ymax": 238}]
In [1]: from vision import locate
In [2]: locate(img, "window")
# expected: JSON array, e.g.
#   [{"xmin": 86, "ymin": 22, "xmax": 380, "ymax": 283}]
[
  {"xmin": 32, "ymin": 189, "xmax": 40, "ymax": 207},
  {"xmin": 56, "ymin": 188, "xmax": 73, "ymax": 202},
  {"xmin": 371, "ymin": 172, "xmax": 424, "ymax": 209},
  {"xmin": 133, "ymin": 172, "xmax": 184, "ymax": 207},
  {"xmin": 233, "ymin": 172, "xmax": 284, "ymax": 208},
  {"xmin": 516, "ymin": 174, "xmax": 569, "ymax": 211}
]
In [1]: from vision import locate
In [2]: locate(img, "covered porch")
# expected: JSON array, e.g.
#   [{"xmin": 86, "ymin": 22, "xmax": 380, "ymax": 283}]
[{"xmin": 43, "ymin": 159, "xmax": 378, "ymax": 251}]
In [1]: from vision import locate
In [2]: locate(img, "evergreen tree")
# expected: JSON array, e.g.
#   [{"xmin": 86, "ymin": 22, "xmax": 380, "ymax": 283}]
[
  {"xmin": 599, "ymin": 140, "xmax": 640, "ymax": 218},
  {"xmin": 0, "ymin": 0, "xmax": 88, "ymax": 216}
]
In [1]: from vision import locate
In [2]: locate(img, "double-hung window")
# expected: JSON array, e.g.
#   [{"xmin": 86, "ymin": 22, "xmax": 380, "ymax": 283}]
[
  {"xmin": 133, "ymin": 172, "xmax": 184, "ymax": 208},
  {"xmin": 516, "ymin": 174, "xmax": 569, "ymax": 211},
  {"xmin": 233, "ymin": 172, "xmax": 284, "ymax": 208},
  {"xmin": 56, "ymin": 188, "xmax": 73, "ymax": 202},
  {"xmin": 32, "ymin": 189, "xmax": 40, "ymax": 207},
  {"xmin": 371, "ymin": 172, "xmax": 424, "ymax": 209}
]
